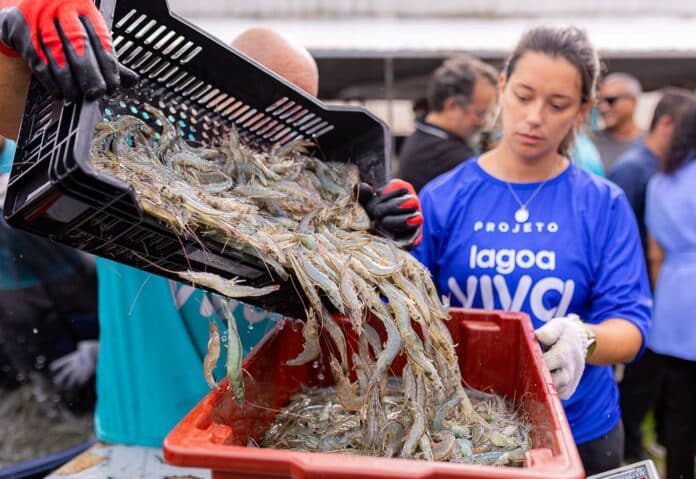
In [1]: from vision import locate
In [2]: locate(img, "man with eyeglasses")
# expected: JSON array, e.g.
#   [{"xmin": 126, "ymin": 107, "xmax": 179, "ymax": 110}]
[
  {"xmin": 595, "ymin": 73, "xmax": 644, "ymax": 170},
  {"xmin": 398, "ymin": 54, "xmax": 497, "ymax": 193}
]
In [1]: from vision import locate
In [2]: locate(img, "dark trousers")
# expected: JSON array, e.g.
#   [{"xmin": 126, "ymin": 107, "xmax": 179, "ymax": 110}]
[
  {"xmin": 661, "ymin": 355, "xmax": 696, "ymax": 479},
  {"xmin": 619, "ymin": 348, "xmax": 666, "ymax": 460},
  {"xmin": 578, "ymin": 421, "xmax": 624, "ymax": 476},
  {"xmin": 0, "ymin": 274, "xmax": 97, "ymax": 380}
]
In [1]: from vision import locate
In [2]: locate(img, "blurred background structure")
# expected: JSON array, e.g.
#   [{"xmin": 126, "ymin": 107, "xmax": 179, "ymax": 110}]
[{"xmin": 169, "ymin": 0, "xmax": 696, "ymax": 142}]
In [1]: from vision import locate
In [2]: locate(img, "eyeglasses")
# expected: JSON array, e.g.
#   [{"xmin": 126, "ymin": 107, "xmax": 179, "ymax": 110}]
[
  {"xmin": 599, "ymin": 95, "xmax": 632, "ymax": 107},
  {"xmin": 455, "ymin": 97, "xmax": 495, "ymax": 123}
]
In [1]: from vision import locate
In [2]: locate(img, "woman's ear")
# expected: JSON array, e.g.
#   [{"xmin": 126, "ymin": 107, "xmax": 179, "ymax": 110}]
[{"xmin": 497, "ymin": 72, "xmax": 507, "ymax": 97}]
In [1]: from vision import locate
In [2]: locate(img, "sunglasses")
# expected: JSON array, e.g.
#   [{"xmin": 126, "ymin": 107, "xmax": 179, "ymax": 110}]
[{"xmin": 599, "ymin": 95, "xmax": 632, "ymax": 106}]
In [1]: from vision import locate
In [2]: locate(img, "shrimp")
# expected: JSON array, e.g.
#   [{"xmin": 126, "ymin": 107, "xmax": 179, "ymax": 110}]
[
  {"xmin": 203, "ymin": 320, "xmax": 221, "ymax": 389},
  {"xmin": 178, "ymin": 271, "xmax": 280, "ymax": 298},
  {"xmin": 286, "ymin": 309, "xmax": 321, "ymax": 366},
  {"xmin": 214, "ymin": 297, "xmax": 245, "ymax": 404}
]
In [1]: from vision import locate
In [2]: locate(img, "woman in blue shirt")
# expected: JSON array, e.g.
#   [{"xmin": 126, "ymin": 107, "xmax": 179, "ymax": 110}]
[
  {"xmin": 644, "ymin": 101, "xmax": 696, "ymax": 479},
  {"xmin": 413, "ymin": 26, "xmax": 652, "ymax": 475}
]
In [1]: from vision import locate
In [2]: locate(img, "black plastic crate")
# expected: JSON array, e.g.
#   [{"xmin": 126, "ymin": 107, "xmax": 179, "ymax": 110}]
[{"xmin": 3, "ymin": 0, "xmax": 390, "ymax": 319}]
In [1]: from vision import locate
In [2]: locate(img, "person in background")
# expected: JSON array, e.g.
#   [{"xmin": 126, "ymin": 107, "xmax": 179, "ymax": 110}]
[
  {"xmin": 411, "ymin": 26, "xmax": 651, "ymax": 475},
  {"xmin": 609, "ymin": 88, "xmax": 693, "ymax": 266},
  {"xmin": 397, "ymin": 54, "xmax": 497, "ymax": 192},
  {"xmin": 0, "ymin": 0, "xmax": 136, "ymax": 423},
  {"xmin": 0, "ymin": 133, "xmax": 99, "ymax": 412},
  {"xmin": 612, "ymin": 88, "xmax": 695, "ymax": 465},
  {"xmin": 643, "ymin": 101, "xmax": 696, "ymax": 479},
  {"xmin": 594, "ymin": 73, "xmax": 644, "ymax": 170},
  {"xmin": 0, "ymin": 0, "xmax": 108, "ymax": 402}
]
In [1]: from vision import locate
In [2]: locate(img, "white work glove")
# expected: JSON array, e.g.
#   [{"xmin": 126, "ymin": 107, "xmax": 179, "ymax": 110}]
[
  {"xmin": 535, "ymin": 314, "xmax": 590, "ymax": 400},
  {"xmin": 49, "ymin": 340, "xmax": 99, "ymax": 389}
]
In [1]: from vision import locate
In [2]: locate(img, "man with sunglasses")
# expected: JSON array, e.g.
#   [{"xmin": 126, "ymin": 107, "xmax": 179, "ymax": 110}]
[
  {"xmin": 595, "ymin": 73, "xmax": 644, "ymax": 170},
  {"xmin": 398, "ymin": 54, "xmax": 497, "ymax": 193}
]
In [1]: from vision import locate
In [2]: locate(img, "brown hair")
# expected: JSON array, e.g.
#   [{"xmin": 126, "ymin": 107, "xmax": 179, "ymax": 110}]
[
  {"xmin": 503, "ymin": 26, "xmax": 600, "ymax": 156},
  {"xmin": 427, "ymin": 54, "xmax": 497, "ymax": 112},
  {"xmin": 649, "ymin": 87, "xmax": 693, "ymax": 132},
  {"xmin": 664, "ymin": 99, "xmax": 696, "ymax": 175}
]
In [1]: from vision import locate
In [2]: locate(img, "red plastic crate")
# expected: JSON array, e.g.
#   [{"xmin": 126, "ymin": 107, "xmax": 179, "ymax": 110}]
[{"xmin": 163, "ymin": 308, "xmax": 584, "ymax": 479}]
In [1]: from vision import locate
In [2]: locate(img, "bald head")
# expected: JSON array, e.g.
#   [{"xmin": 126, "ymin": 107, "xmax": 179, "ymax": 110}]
[{"xmin": 231, "ymin": 26, "xmax": 319, "ymax": 97}]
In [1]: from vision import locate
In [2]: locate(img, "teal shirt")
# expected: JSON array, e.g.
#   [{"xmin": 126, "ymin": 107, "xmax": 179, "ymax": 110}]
[
  {"xmin": 571, "ymin": 132, "xmax": 605, "ymax": 177},
  {"xmin": 95, "ymin": 259, "xmax": 278, "ymax": 447},
  {"xmin": 0, "ymin": 139, "xmax": 15, "ymax": 174}
]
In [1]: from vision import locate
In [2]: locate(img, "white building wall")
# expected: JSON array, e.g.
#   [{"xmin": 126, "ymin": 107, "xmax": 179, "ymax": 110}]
[{"xmin": 168, "ymin": 0, "xmax": 696, "ymax": 18}]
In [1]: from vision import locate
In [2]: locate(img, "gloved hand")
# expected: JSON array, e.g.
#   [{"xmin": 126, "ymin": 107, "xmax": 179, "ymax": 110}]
[
  {"xmin": 49, "ymin": 339, "xmax": 99, "ymax": 389},
  {"xmin": 534, "ymin": 314, "xmax": 591, "ymax": 400},
  {"xmin": 0, "ymin": 0, "xmax": 137, "ymax": 102},
  {"xmin": 356, "ymin": 179, "xmax": 423, "ymax": 249}
]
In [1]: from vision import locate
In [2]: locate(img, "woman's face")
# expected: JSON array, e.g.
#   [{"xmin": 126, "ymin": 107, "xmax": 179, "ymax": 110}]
[{"xmin": 500, "ymin": 51, "xmax": 589, "ymax": 162}]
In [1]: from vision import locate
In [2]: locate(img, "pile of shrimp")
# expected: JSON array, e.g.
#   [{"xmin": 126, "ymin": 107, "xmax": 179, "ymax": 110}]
[
  {"xmin": 260, "ymin": 380, "xmax": 530, "ymax": 465},
  {"xmin": 89, "ymin": 103, "xmax": 531, "ymax": 464}
]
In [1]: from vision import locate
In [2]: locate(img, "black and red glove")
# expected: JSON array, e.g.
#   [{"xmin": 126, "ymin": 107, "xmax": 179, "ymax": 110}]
[
  {"xmin": 357, "ymin": 179, "xmax": 423, "ymax": 250},
  {"xmin": 0, "ymin": 0, "xmax": 137, "ymax": 102}
]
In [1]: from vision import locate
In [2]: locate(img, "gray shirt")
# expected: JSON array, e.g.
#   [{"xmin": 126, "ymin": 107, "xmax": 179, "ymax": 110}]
[{"xmin": 593, "ymin": 130, "xmax": 643, "ymax": 171}]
